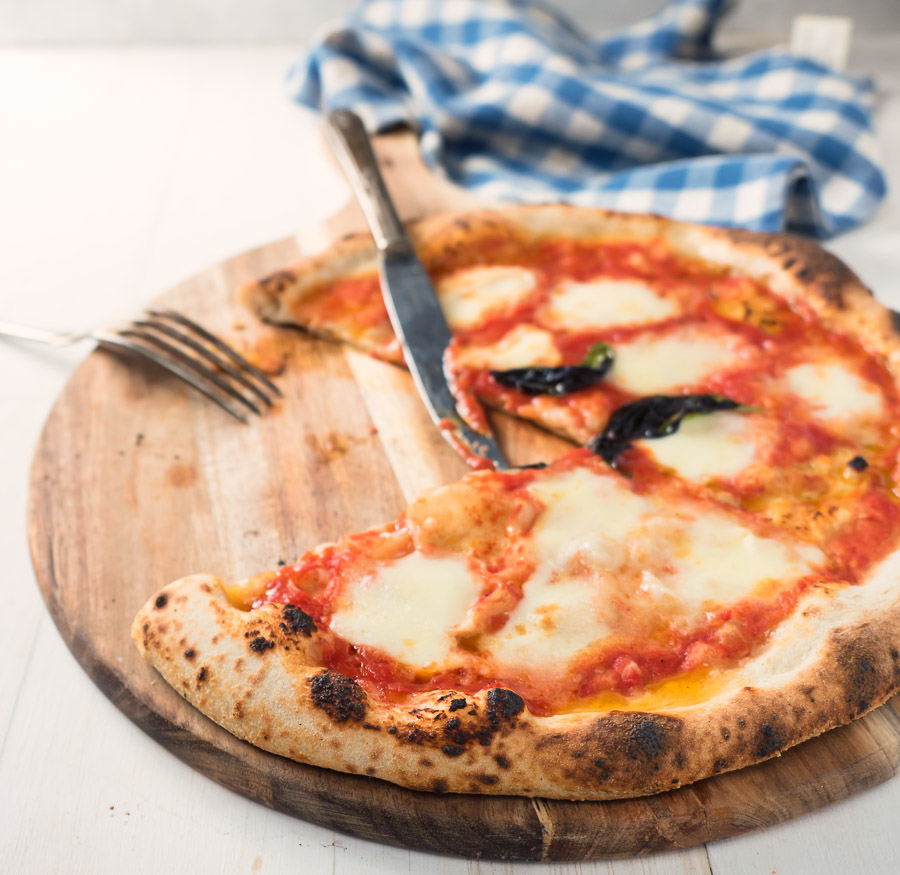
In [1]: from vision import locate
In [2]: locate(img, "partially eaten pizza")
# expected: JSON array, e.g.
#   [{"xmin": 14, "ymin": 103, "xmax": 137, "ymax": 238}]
[{"xmin": 134, "ymin": 206, "xmax": 900, "ymax": 800}]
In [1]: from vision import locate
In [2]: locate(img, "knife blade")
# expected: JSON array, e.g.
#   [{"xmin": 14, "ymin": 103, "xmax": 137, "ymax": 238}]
[{"xmin": 323, "ymin": 109, "xmax": 508, "ymax": 471}]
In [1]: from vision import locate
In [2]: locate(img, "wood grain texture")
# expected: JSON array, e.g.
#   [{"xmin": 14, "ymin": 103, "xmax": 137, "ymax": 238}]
[{"xmin": 26, "ymin": 131, "xmax": 900, "ymax": 862}]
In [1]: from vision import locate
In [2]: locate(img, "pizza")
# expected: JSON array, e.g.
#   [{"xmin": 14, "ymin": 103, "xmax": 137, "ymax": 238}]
[{"xmin": 134, "ymin": 205, "xmax": 900, "ymax": 800}]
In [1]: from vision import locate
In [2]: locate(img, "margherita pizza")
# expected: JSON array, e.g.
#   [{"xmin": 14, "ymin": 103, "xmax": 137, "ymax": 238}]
[{"xmin": 133, "ymin": 206, "xmax": 900, "ymax": 800}]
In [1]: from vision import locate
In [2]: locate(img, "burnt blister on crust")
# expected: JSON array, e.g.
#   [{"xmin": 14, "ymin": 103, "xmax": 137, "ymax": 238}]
[
  {"xmin": 889, "ymin": 309, "xmax": 900, "ymax": 335},
  {"xmin": 486, "ymin": 688, "xmax": 525, "ymax": 724},
  {"xmin": 258, "ymin": 270, "xmax": 295, "ymax": 295},
  {"xmin": 309, "ymin": 670, "xmax": 367, "ymax": 723},
  {"xmin": 755, "ymin": 723, "xmax": 785, "ymax": 758},
  {"xmin": 249, "ymin": 636, "xmax": 275, "ymax": 653},
  {"xmin": 280, "ymin": 605, "xmax": 317, "ymax": 637},
  {"xmin": 154, "ymin": 594, "xmax": 168, "ymax": 609},
  {"xmin": 574, "ymin": 713, "xmax": 684, "ymax": 786}
]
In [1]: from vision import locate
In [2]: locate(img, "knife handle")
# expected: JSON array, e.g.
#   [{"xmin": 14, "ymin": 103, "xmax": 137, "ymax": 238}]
[{"xmin": 324, "ymin": 109, "xmax": 412, "ymax": 255}]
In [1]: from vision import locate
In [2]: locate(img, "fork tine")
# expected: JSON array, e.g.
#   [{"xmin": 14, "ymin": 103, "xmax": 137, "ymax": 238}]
[
  {"xmin": 93, "ymin": 330, "xmax": 249, "ymax": 424},
  {"xmin": 148, "ymin": 309, "xmax": 283, "ymax": 398},
  {"xmin": 119, "ymin": 327, "xmax": 263, "ymax": 416},
  {"xmin": 134, "ymin": 318, "xmax": 276, "ymax": 408}
]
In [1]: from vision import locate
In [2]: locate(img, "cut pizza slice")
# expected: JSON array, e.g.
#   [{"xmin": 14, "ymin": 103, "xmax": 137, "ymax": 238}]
[
  {"xmin": 134, "ymin": 449, "xmax": 900, "ymax": 800},
  {"xmin": 238, "ymin": 205, "xmax": 900, "ymax": 451}
]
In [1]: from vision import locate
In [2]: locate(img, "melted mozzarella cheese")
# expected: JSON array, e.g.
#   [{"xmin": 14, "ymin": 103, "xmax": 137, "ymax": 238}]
[
  {"xmin": 484, "ymin": 562, "xmax": 616, "ymax": 669},
  {"xmin": 528, "ymin": 468, "xmax": 652, "ymax": 561},
  {"xmin": 540, "ymin": 278, "xmax": 679, "ymax": 330},
  {"xmin": 329, "ymin": 552, "xmax": 481, "ymax": 668},
  {"xmin": 785, "ymin": 362, "xmax": 883, "ymax": 421},
  {"xmin": 609, "ymin": 328, "xmax": 743, "ymax": 395},
  {"xmin": 669, "ymin": 514, "xmax": 821, "ymax": 614},
  {"xmin": 482, "ymin": 468, "xmax": 821, "ymax": 675},
  {"xmin": 643, "ymin": 412, "xmax": 762, "ymax": 481},
  {"xmin": 437, "ymin": 266, "xmax": 536, "ymax": 330},
  {"xmin": 455, "ymin": 325, "xmax": 562, "ymax": 370}
]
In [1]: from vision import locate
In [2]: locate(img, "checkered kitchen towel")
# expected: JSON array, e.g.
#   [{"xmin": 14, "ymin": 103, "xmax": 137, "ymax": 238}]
[{"xmin": 289, "ymin": 0, "xmax": 886, "ymax": 237}]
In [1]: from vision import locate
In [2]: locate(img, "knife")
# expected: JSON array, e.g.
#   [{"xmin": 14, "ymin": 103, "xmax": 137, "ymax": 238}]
[{"xmin": 323, "ymin": 109, "xmax": 508, "ymax": 471}]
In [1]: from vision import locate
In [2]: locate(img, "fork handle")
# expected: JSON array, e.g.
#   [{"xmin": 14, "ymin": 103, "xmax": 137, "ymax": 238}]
[
  {"xmin": 0, "ymin": 321, "xmax": 81, "ymax": 346},
  {"xmin": 323, "ymin": 109, "xmax": 412, "ymax": 255}
]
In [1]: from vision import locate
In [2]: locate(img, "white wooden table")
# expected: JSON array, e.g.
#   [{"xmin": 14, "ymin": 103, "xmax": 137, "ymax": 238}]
[{"xmin": 1, "ymin": 43, "xmax": 899, "ymax": 874}]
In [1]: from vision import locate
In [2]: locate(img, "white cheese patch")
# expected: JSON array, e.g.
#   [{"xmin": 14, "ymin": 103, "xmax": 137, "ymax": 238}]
[
  {"xmin": 643, "ymin": 411, "xmax": 762, "ymax": 482},
  {"xmin": 609, "ymin": 327, "xmax": 744, "ymax": 395},
  {"xmin": 540, "ymin": 278, "xmax": 679, "ymax": 330},
  {"xmin": 483, "ymin": 562, "xmax": 616, "ymax": 670},
  {"xmin": 485, "ymin": 470, "xmax": 652, "ymax": 668},
  {"xmin": 482, "ymin": 467, "xmax": 822, "ymax": 676},
  {"xmin": 785, "ymin": 362, "xmax": 883, "ymax": 422},
  {"xmin": 437, "ymin": 266, "xmax": 536, "ymax": 330},
  {"xmin": 329, "ymin": 552, "xmax": 481, "ymax": 668},
  {"xmin": 669, "ymin": 513, "xmax": 822, "ymax": 615},
  {"xmin": 455, "ymin": 325, "xmax": 562, "ymax": 370},
  {"xmin": 527, "ymin": 468, "xmax": 652, "ymax": 562}
]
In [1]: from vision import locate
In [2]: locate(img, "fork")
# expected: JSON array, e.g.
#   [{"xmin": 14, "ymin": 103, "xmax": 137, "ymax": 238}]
[{"xmin": 0, "ymin": 309, "xmax": 282, "ymax": 423}]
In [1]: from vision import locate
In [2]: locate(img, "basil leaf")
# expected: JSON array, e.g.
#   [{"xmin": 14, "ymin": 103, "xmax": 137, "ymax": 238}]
[
  {"xmin": 588, "ymin": 394, "xmax": 743, "ymax": 469},
  {"xmin": 490, "ymin": 343, "xmax": 615, "ymax": 397}
]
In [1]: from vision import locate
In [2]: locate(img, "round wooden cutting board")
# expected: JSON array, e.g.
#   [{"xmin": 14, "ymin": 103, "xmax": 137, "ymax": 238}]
[{"xmin": 27, "ymin": 133, "xmax": 900, "ymax": 861}]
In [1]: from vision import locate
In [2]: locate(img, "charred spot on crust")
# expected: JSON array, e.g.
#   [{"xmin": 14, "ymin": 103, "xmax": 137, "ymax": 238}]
[
  {"xmin": 847, "ymin": 455, "xmax": 868, "ymax": 471},
  {"xmin": 309, "ymin": 670, "xmax": 367, "ymax": 723},
  {"xmin": 442, "ymin": 744, "xmax": 465, "ymax": 758},
  {"xmin": 388, "ymin": 726, "xmax": 398, "ymax": 735},
  {"xmin": 249, "ymin": 636, "xmax": 274, "ymax": 653},
  {"xmin": 448, "ymin": 698, "xmax": 467, "ymax": 712},
  {"xmin": 628, "ymin": 716, "xmax": 668, "ymax": 760},
  {"xmin": 486, "ymin": 688, "xmax": 525, "ymax": 726},
  {"xmin": 259, "ymin": 270, "xmax": 295, "ymax": 294},
  {"xmin": 402, "ymin": 727, "xmax": 437, "ymax": 745},
  {"xmin": 593, "ymin": 757, "xmax": 611, "ymax": 781},
  {"xmin": 281, "ymin": 605, "xmax": 316, "ymax": 637},
  {"xmin": 184, "ymin": 648, "xmax": 196, "ymax": 661},
  {"xmin": 713, "ymin": 758, "xmax": 729, "ymax": 773},
  {"xmin": 756, "ymin": 723, "xmax": 784, "ymax": 758},
  {"xmin": 154, "ymin": 594, "xmax": 168, "ymax": 609},
  {"xmin": 432, "ymin": 780, "xmax": 448, "ymax": 794},
  {"xmin": 196, "ymin": 666, "xmax": 208, "ymax": 685},
  {"xmin": 494, "ymin": 754, "xmax": 510, "ymax": 769},
  {"xmin": 721, "ymin": 727, "xmax": 731, "ymax": 740},
  {"xmin": 478, "ymin": 774, "xmax": 499, "ymax": 785},
  {"xmin": 362, "ymin": 722, "xmax": 379, "ymax": 731},
  {"xmin": 833, "ymin": 631, "xmax": 889, "ymax": 715}
]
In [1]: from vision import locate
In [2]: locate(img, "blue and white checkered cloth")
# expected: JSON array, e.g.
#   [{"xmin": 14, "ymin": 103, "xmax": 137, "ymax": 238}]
[{"xmin": 289, "ymin": 0, "xmax": 886, "ymax": 238}]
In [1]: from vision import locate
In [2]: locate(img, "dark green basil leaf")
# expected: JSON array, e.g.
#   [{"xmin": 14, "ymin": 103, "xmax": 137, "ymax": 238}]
[
  {"xmin": 490, "ymin": 343, "xmax": 614, "ymax": 397},
  {"xmin": 588, "ymin": 394, "xmax": 744, "ymax": 469}
]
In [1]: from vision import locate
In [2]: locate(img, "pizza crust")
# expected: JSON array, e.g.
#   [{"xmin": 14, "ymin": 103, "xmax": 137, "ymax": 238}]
[{"xmin": 133, "ymin": 565, "xmax": 900, "ymax": 800}]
